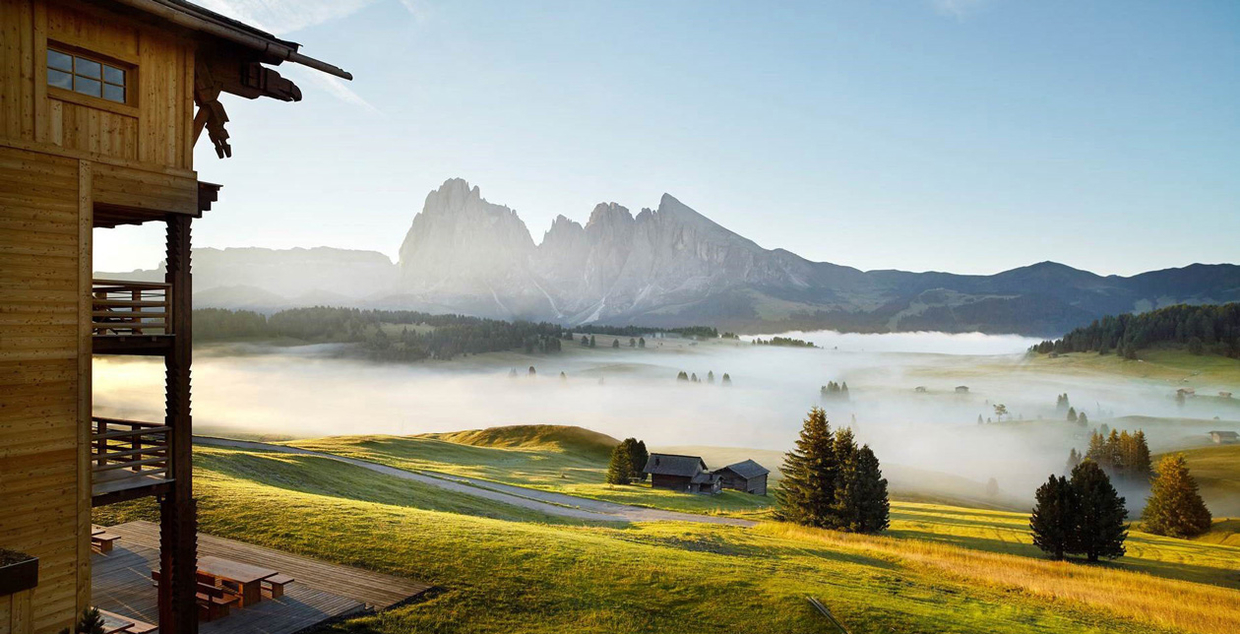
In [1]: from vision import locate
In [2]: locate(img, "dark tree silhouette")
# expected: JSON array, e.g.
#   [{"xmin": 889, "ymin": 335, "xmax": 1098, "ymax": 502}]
[
  {"xmin": 1030, "ymin": 475, "xmax": 1075, "ymax": 560},
  {"xmin": 1069, "ymin": 461, "xmax": 1128, "ymax": 562}
]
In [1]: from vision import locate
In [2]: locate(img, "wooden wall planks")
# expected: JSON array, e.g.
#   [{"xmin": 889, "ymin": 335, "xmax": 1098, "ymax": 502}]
[
  {"xmin": 0, "ymin": 145, "xmax": 89, "ymax": 634},
  {"xmin": 1, "ymin": 0, "xmax": 196, "ymax": 171}
]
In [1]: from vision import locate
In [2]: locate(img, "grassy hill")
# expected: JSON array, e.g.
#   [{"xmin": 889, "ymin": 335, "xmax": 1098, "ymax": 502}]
[
  {"xmin": 96, "ymin": 443, "xmax": 1240, "ymax": 634},
  {"xmin": 1153, "ymin": 443, "xmax": 1240, "ymax": 517},
  {"xmin": 1024, "ymin": 349, "xmax": 1240, "ymax": 387},
  {"xmin": 425, "ymin": 424, "xmax": 620, "ymax": 460}
]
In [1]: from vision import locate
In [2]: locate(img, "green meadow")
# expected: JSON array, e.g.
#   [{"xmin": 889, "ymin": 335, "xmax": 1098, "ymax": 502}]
[{"xmin": 95, "ymin": 442, "xmax": 1240, "ymax": 634}]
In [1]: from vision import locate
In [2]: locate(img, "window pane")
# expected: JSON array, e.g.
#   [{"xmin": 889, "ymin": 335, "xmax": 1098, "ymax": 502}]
[
  {"xmin": 74, "ymin": 57, "xmax": 101, "ymax": 79},
  {"xmin": 74, "ymin": 76, "xmax": 101, "ymax": 97},
  {"xmin": 47, "ymin": 49, "xmax": 73, "ymax": 72},
  {"xmin": 103, "ymin": 83, "xmax": 125, "ymax": 103},
  {"xmin": 103, "ymin": 65, "xmax": 125, "ymax": 86},
  {"xmin": 48, "ymin": 68, "xmax": 73, "ymax": 90}
]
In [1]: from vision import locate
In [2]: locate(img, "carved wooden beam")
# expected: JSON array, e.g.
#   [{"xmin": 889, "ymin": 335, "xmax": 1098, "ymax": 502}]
[{"xmin": 192, "ymin": 45, "xmax": 304, "ymax": 158}]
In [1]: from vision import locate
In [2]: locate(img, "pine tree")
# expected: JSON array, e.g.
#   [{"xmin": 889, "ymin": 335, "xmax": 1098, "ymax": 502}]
[
  {"xmin": 606, "ymin": 442, "xmax": 634, "ymax": 485},
  {"xmin": 1069, "ymin": 460, "xmax": 1128, "ymax": 561},
  {"xmin": 1065, "ymin": 448, "xmax": 1081, "ymax": 473},
  {"xmin": 1030, "ymin": 474, "xmax": 1076, "ymax": 560},
  {"xmin": 626, "ymin": 438, "xmax": 650, "ymax": 482},
  {"xmin": 1077, "ymin": 411, "xmax": 1088, "ymax": 426},
  {"xmin": 707, "ymin": 371, "xmax": 715, "ymax": 384},
  {"xmin": 1130, "ymin": 431, "xmax": 1152, "ymax": 479},
  {"xmin": 721, "ymin": 373, "xmax": 731, "ymax": 385},
  {"xmin": 828, "ymin": 428, "xmax": 861, "ymax": 531},
  {"xmin": 638, "ymin": 337, "xmax": 646, "ymax": 348},
  {"xmin": 677, "ymin": 371, "xmax": 689, "ymax": 382},
  {"xmin": 774, "ymin": 407, "xmax": 837, "ymax": 527},
  {"xmin": 1142, "ymin": 455, "xmax": 1212, "ymax": 538},
  {"xmin": 580, "ymin": 335, "xmax": 589, "ymax": 346},
  {"xmin": 854, "ymin": 445, "xmax": 890, "ymax": 533},
  {"xmin": 1067, "ymin": 406, "xmax": 1078, "ymax": 423},
  {"xmin": 629, "ymin": 337, "xmax": 636, "ymax": 347},
  {"xmin": 589, "ymin": 335, "xmax": 596, "ymax": 348},
  {"xmin": 612, "ymin": 338, "xmax": 620, "ymax": 348}
]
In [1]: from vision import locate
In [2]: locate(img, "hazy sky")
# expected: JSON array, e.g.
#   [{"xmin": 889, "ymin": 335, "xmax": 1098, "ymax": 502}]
[{"xmin": 96, "ymin": 0, "xmax": 1239, "ymax": 275}]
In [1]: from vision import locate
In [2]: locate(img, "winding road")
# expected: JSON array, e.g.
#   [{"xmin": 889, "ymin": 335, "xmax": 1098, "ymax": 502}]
[{"xmin": 195, "ymin": 437, "xmax": 756, "ymax": 527}]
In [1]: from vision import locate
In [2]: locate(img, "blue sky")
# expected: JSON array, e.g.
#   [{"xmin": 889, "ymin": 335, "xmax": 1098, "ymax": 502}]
[{"xmin": 96, "ymin": 0, "xmax": 1240, "ymax": 275}]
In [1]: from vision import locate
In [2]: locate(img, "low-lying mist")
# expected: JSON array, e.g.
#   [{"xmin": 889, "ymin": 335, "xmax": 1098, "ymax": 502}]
[{"xmin": 94, "ymin": 329, "xmax": 1239, "ymax": 507}]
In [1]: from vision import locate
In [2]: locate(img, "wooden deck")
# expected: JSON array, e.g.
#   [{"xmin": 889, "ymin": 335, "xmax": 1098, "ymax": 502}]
[{"xmin": 93, "ymin": 521, "xmax": 432, "ymax": 633}]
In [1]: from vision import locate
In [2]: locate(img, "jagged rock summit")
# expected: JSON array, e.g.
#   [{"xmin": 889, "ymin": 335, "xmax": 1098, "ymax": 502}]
[{"xmin": 107, "ymin": 177, "xmax": 1240, "ymax": 335}]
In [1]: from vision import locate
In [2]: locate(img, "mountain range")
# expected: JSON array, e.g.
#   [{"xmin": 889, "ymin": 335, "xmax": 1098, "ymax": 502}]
[{"xmin": 100, "ymin": 178, "xmax": 1240, "ymax": 337}]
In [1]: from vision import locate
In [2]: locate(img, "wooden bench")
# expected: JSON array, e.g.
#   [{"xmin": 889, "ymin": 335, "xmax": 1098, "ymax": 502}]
[
  {"xmin": 91, "ymin": 531, "xmax": 121, "ymax": 554},
  {"xmin": 152, "ymin": 570, "xmax": 240, "ymax": 621},
  {"xmin": 260, "ymin": 574, "xmax": 294, "ymax": 599}
]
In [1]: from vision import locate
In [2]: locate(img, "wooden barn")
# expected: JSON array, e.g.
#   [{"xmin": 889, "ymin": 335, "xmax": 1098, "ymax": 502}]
[
  {"xmin": 0, "ymin": 2, "xmax": 348, "ymax": 633},
  {"xmin": 713, "ymin": 460, "xmax": 770, "ymax": 496},
  {"xmin": 643, "ymin": 454, "xmax": 721, "ymax": 494}
]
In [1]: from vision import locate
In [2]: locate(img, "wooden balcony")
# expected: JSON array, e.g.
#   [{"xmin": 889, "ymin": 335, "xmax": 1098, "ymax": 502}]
[
  {"xmin": 91, "ymin": 416, "xmax": 174, "ymax": 506},
  {"xmin": 92, "ymin": 279, "xmax": 174, "ymax": 355}
]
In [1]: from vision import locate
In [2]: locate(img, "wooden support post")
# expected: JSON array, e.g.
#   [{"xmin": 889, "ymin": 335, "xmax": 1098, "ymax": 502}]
[{"xmin": 158, "ymin": 214, "xmax": 198, "ymax": 634}]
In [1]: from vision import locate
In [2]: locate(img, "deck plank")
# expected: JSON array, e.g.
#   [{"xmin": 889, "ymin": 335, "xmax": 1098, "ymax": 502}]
[{"xmin": 92, "ymin": 521, "xmax": 432, "ymax": 634}]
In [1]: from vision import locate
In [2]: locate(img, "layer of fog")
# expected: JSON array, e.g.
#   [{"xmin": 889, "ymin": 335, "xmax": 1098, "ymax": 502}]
[{"xmin": 94, "ymin": 330, "xmax": 1240, "ymax": 507}]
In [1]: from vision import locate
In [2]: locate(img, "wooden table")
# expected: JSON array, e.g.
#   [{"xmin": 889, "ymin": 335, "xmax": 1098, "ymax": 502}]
[
  {"xmin": 197, "ymin": 556, "xmax": 279, "ymax": 607},
  {"xmin": 97, "ymin": 609, "xmax": 133, "ymax": 634}
]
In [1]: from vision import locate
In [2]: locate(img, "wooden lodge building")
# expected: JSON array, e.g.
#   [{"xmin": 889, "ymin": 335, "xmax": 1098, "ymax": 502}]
[
  {"xmin": 0, "ymin": 2, "xmax": 348, "ymax": 633},
  {"xmin": 643, "ymin": 454, "xmax": 721, "ymax": 494},
  {"xmin": 642, "ymin": 454, "xmax": 770, "ymax": 496},
  {"xmin": 714, "ymin": 459, "xmax": 769, "ymax": 496}
]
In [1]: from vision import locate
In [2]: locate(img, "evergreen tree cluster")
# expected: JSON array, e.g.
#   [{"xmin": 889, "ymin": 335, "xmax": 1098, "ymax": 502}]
[
  {"xmin": 606, "ymin": 438, "xmax": 649, "ymax": 485},
  {"xmin": 819, "ymin": 381, "xmax": 850, "ymax": 400},
  {"xmin": 1030, "ymin": 461, "xmax": 1128, "ymax": 562},
  {"xmin": 1081, "ymin": 429, "xmax": 1151, "ymax": 483},
  {"xmin": 193, "ymin": 307, "xmax": 567, "ymax": 361},
  {"xmin": 676, "ymin": 370, "xmax": 730, "ymax": 385},
  {"xmin": 1031, "ymin": 303, "xmax": 1240, "ymax": 358},
  {"xmin": 753, "ymin": 336, "xmax": 816, "ymax": 348},
  {"xmin": 775, "ymin": 408, "xmax": 889, "ymax": 533},
  {"xmin": 574, "ymin": 324, "xmax": 718, "ymax": 339}
]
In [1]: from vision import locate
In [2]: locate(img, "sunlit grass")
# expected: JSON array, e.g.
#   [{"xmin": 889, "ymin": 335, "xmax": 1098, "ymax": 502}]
[{"xmin": 96, "ymin": 445, "xmax": 1234, "ymax": 634}]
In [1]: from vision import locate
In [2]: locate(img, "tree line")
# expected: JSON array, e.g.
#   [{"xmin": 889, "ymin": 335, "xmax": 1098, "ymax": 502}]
[
  {"xmin": 753, "ymin": 336, "xmax": 815, "ymax": 348},
  {"xmin": 194, "ymin": 307, "xmax": 566, "ymax": 361},
  {"xmin": 574, "ymin": 324, "xmax": 719, "ymax": 339},
  {"xmin": 1030, "ymin": 303, "xmax": 1240, "ymax": 358}
]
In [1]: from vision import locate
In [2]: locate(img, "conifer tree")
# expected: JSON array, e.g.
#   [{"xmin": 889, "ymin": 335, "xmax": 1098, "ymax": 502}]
[
  {"xmin": 606, "ymin": 442, "xmax": 634, "ymax": 485},
  {"xmin": 1030, "ymin": 474, "xmax": 1076, "ymax": 560},
  {"xmin": 1129, "ymin": 431, "xmax": 1152, "ymax": 478},
  {"xmin": 627, "ymin": 439, "xmax": 650, "ymax": 482},
  {"xmin": 1067, "ymin": 406, "xmax": 1078, "ymax": 423},
  {"xmin": 854, "ymin": 445, "xmax": 890, "ymax": 533},
  {"xmin": 1066, "ymin": 448, "xmax": 1081, "ymax": 473},
  {"xmin": 1142, "ymin": 455, "xmax": 1212, "ymax": 538},
  {"xmin": 629, "ymin": 337, "xmax": 636, "ymax": 347},
  {"xmin": 707, "ymin": 371, "xmax": 715, "ymax": 384},
  {"xmin": 638, "ymin": 337, "xmax": 646, "ymax": 348},
  {"xmin": 581, "ymin": 335, "xmax": 589, "ymax": 346},
  {"xmin": 612, "ymin": 338, "xmax": 620, "ymax": 348},
  {"xmin": 1069, "ymin": 460, "xmax": 1128, "ymax": 561},
  {"xmin": 721, "ymin": 373, "xmax": 731, "ymax": 385},
  {"xmin": 828, "ymin": 428, "xmax": 861, "ymax": 530},
  {"xmin": 589, "ymin": 335, "xmax": 596, "ymax": 348},
  {"xmin": 1077, "ymin": 411, "xmax": 1088, "ymax": 426},
  {"xmin": 775, "ymin": 407, "xmax": 837, "ymax": 527}
]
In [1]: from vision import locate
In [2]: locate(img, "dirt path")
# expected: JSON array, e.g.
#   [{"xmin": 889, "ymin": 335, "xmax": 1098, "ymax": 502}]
[{"xmin": 196, "ymin": 437, "xmax": 756, "ymax": 527}]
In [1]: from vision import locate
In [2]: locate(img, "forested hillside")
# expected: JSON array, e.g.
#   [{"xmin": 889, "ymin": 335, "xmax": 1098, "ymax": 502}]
[
  {"xmin": 195, "ymin": 307, "xmax": 566, "ymax": 360},
  {"xmin": 1032, "ymin": 304, "xmax": 1240, "ymax": 358}
]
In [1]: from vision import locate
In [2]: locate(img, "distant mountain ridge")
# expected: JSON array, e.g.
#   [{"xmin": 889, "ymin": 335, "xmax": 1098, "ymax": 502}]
[{"xmin": 99, "ymin": 178, "xmax": 1240, "ymax": 337}]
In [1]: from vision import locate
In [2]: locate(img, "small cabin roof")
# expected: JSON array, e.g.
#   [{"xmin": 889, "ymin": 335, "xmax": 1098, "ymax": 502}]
[
  {"xmin": 716, "ymin": 459, "xmax": 770, "ymax": 479},
  {"xmin": 1209, "ymin": 431, "xmax": 1238, "ymax": 437},
  {"xmin": 109, "ymin": 0, "xmax": 351, "ymax": 79},
  {"xmin": 643, "ymin": 454, "xmax": 707, "ymax": 477}
]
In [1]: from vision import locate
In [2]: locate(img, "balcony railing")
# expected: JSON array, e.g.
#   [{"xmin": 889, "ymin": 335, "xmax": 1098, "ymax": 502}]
[
  {"xmin": 91, "ymin": 416, "xmax": 171, "ymax": 485},
  {"xmin": 92, "ymin": 279, "xmax": 171, "ymax": 336}
]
